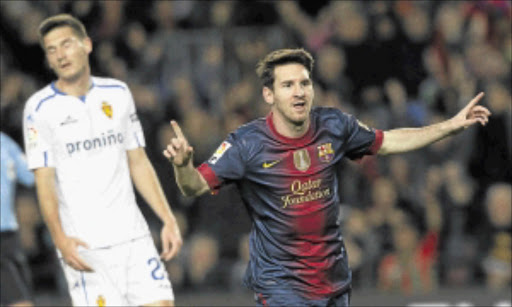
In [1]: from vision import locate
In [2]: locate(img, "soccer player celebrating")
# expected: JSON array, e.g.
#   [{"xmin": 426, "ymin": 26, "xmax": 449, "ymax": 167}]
[
  {"xmin": 164, "ymin": 48, "xmax": 490, "ymax": 306},
  {"xmin": 23, "ymin": 14, "xmax": 181, "ymax": 306}
]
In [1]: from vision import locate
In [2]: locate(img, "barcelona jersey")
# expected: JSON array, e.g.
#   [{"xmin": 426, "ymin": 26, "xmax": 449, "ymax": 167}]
[{"xmin": 197, "ymin": 107, "xmax": 383, "ymax": 299}]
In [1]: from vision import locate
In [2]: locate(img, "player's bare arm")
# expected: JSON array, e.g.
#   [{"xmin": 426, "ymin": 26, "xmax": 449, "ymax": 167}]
[
  {"xmin": 127, "ymin": 147, "xmax": 183, "ymax": 261},
  {"xmin": 34, "ymin": 167, "xmax": 93, "ymax": 272},
  {"xmin": 379, "ymin": 92, "xmax": 491, "ymax": 155},
  {"xmin": 163, "ymin": 120, "xmax": 210, "ymax": 197}
]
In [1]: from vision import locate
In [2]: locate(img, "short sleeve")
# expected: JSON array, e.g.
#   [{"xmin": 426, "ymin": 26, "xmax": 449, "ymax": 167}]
[
  {"xmin": 197, "ymin": 133, "xmax": 246, "ymax": 191},
  {"xmin": 123, "ymin": 87, "xmax": 146, "ymax": 150},
  {"xmin": 23, "ymin": 106, "xmax": 56, "ymax": 169},
  {"xmin": 10, "ymin": 138, "xmax": 34, "ymax": 187},
  {"xmin": 340, "ymin": 112, "xmax": 383, "ymax": 160}
]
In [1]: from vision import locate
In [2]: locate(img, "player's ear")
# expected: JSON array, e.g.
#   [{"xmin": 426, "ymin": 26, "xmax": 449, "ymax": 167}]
[
  {"xmin": 263, "ymin": 86, "xmax": 274, "ymax": 105},
  {"xmin": 83, "ymin": 36, "xmax": 92, "ymax": 54}
]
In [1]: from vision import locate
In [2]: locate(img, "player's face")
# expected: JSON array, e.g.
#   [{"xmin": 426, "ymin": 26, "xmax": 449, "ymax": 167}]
[
  {"xmin": 43, "ymin": 26, "xmax": 92, "ymax": 82},
  {"xmin": 264, "ymin": 63, "xmax": 314, "ymax": 127}
]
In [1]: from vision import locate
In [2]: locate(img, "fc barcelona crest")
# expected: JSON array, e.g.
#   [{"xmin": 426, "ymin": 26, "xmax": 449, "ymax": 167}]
[
  {"xmin": 318, "ymin": 143, "xmax": 334, "ymax": 163},
  {"xmin": 101, "ymin": 102, "xmax": 113, "ymax": 119},
  {"xmin": 293, "ymin": 149, "xmax": 311, "ymax": 172}
]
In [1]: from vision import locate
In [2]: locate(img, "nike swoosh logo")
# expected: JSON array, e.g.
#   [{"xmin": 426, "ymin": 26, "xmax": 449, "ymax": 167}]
[
  {"xmin": 60, "ymin": 116, "xmax": 78, "ymax": 126},
  {"xmin": 262, "ymin": 160, "xmax": 281, "ymax": 168}
]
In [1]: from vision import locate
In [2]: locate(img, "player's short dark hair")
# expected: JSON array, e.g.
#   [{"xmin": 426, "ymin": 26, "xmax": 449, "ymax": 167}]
[
  {"xmin": 256, "ymin": 48, "xmax": 314, "ymax": 89},
  {"xmin": 38, "ymin": 14, "xmax": 88, "ymax": 49}
]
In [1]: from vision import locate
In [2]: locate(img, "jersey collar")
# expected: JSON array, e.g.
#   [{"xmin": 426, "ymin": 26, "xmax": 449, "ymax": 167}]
[
  {"xmin": 266, "ymin": 112, "xmax": 315, "ymax": 146},
  {"xmin": 51, "ymin": 78, "xmax": 95, "ymax": 102}
]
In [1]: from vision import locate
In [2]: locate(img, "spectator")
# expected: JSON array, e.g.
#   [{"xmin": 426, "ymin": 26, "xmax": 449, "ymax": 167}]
[
  {"xmin": 367, "ymin": 177, "xmax": 403, "ymax": 257},
  {"xmin": 229, "ymin": 233, "xmax": 251, "ymax": 292},
  {"xmin": 437, "ymin": 160, "xmax": 479, "ymax": 286},
  {"xmin": 182, "ymin": 233, "xmax": 225, "ymax": 290},
  {"xmin": 480, "ymin": 183, "xmax": 512, "ymax": 292},
  {"xmin": 342, "ymin": 208, "xmax": 380, "ymax": 288},
  {"xmin": 377, "ymin": 197, "xmax": 442, "ymax": 295}
]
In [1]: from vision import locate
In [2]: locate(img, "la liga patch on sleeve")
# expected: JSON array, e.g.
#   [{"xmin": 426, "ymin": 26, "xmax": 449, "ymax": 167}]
[{"xmin": 208, "ymin": 141, "xmax": 231, "ymax": 164}]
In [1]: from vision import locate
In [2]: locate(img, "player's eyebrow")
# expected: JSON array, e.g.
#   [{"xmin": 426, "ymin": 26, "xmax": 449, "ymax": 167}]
[
  {"xmin": 279, "ymin": 77, "xmax": 310, "ymax": 85},
  {"xmin": 46, "ymin": 37, "xmax": 74, "ymax": 50}
]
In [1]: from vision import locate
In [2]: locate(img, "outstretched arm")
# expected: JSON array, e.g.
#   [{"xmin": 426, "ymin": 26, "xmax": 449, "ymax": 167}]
[
  {"xmin": 378, "ymin": 92, "xmax": 490, "ymax": 155},
  {"xmin": 163, "ymin": 121, "xmax": 210, "ymax": 197},
  {"xmin": 128, "ymin": 147, "xmax": 182, "ymax": 261}
]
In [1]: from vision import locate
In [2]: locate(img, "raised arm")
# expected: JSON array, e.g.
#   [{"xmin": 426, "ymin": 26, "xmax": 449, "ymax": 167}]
[
  {"xmin": 378, "ymin": 92, "xmax": 490, "ymax": 155},
  {"xmin": 34, "ymin": 167, "xmax": 93, "ymax": 272},
  {"xmin": 127, "ymin": 147, "xmax": 182, "ymax": 261},
  {"xmin": 163, "ymin": 120, "xmax": 210, "ymax": 197}
]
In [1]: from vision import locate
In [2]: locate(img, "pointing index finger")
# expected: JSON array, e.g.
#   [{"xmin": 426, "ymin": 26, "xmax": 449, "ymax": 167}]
[
  {"xmin": 170, "ymin": 120, "xmax": 186, "ymax": 139},
  {"xmin": 465, "ymin": 92, "xmax": 485, "ymax": 110}
]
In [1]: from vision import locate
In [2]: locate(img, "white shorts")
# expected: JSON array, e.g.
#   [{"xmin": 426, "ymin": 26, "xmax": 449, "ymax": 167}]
[{"xmin": 60, "ymin": 235, "xmax": 174, "ymax": 306}]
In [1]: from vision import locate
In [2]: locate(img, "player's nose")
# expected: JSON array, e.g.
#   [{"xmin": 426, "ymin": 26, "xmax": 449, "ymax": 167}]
[
  {"xmin": 293, "ymin": 84, "xmax": 305, "ymax": 97},
  {"xmin": 56, "ymin": 48, "xmax": 66, "ymax": 61}
]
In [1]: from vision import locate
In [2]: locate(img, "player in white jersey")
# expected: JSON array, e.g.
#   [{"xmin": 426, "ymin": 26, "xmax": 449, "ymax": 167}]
[{"xmin": 22, "ymin": 14, "xmax": 182, "ymax": 306}]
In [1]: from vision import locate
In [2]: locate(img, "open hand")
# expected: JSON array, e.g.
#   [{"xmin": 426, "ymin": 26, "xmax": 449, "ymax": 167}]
[
  {"xmin": 58, "ymin": 236, "xmax": 93, "ymax": 272},
  {"xmin": 160, "ymin": 219, "xmax": 183, "ymax": 261}
]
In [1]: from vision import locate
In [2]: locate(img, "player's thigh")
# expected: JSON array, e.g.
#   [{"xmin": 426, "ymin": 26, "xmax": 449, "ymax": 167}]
[
  {"xmin": 125, "ymin": 236, "xmax": 174, "ymax": 306},
  {"xmin": 59, "ymin": 255, "xmax": 126, "ymax": 306}
]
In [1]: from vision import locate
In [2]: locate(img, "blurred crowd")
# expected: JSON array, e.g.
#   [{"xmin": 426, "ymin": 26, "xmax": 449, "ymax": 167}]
[{"xmin": 1, "ymin": 0, "xmax": 511, "ymax": 298}]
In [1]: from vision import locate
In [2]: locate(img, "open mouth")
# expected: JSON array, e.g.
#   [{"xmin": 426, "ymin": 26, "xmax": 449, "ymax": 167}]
[{"xmin": 293, "ymin": 101, "xmax": 306, "ymax": 110}]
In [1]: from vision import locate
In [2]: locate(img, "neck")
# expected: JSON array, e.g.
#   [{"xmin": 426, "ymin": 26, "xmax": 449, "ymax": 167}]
[
  {"xmin": 55, "ymin": 69, "xmax": 91, "ymax": 97},
  {"xmin": 271, "ymin": 112, "xmax": 310, "ymax": 139}
]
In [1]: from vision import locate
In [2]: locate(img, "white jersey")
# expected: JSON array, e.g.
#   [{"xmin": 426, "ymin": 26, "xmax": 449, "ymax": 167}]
[{"xmin": 23, "ymin": 76, "xmax": 150, "ymax": 248}]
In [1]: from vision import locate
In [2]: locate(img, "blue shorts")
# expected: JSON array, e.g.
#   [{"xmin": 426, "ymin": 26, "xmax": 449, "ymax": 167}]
[{"xmin": 254, "ymin": 288, "xmax": 351, "ymax": 307}]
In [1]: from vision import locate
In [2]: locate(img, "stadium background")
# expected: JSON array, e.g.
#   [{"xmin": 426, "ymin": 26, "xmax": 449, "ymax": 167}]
[{"xmin": 1, "ymin": 1, "xmax": 510, "ymax": 306}]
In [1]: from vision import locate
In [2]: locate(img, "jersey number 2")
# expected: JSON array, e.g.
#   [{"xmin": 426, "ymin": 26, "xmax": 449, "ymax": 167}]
[{"xmin": 147, "ymin": 257, "xmax": 165, "ymax": 280}]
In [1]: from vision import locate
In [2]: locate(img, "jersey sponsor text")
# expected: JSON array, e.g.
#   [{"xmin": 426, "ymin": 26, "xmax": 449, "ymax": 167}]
[
  {"xmin": 66, "ymin": 131, "xmax": 124, "ymax": 155},
  {"xmin": 281, "ymin": 179, "xmax": 331, "ymax": 208}
]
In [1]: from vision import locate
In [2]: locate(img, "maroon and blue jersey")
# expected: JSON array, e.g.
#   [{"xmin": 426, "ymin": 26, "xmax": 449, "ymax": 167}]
[{"xmin": 197, "ymin": 107, "xmax": 383, "ymax": 299}]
